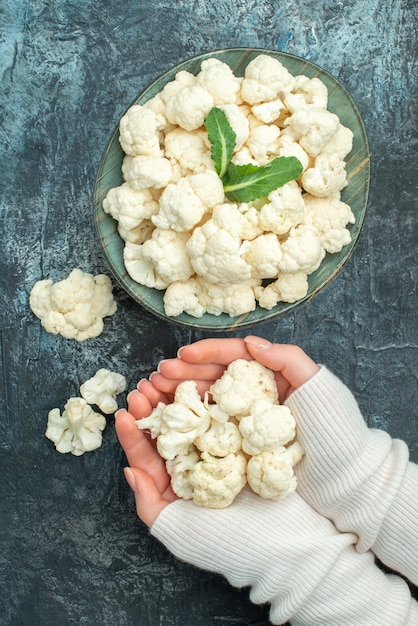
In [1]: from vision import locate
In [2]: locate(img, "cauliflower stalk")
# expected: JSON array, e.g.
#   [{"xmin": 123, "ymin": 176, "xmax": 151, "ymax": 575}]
[
  {"xmin": 103, "ymin": 53, "xmax": 357, "ymax": 318},
  {"xmin": 136, "ymin": 359, "xmax": 304, "ymax": 508}
]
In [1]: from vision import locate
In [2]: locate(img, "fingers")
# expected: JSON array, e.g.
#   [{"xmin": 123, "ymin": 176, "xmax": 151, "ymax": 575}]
[
  {"xmin": 135, "ymin": 380, "xmax": 170, "ymax": 407},
  {"xmin": 149, "ymin": 371, "xmax": 217, "ymax": 397},
  {"xmin": 177, "ymin": 337, "xmax": 251, "ymax": 365},
  {"xmin": 115, "ymin": 409, "xmax": 171, "ymax": 494},
  {"xmin": 124, "ymin": 467, "xmax": 173, "ymax": 527},
  {"xmin": 244, "ymin": 336, "xmax": 319, "ymax": 393},
  {"xmin": 158, "ymin": 359, "xmax": 227, "ymax": 382}
]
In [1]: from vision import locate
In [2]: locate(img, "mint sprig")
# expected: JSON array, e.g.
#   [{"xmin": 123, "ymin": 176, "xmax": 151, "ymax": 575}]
[{"xmin": 204, "ymin": 107, "xmax": 303, "ymax": 203}]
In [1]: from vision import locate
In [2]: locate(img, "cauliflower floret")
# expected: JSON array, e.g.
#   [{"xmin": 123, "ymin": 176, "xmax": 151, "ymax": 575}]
[
  {"xmin": 157, "ymin": 429, "xmax": 197, "ymax": 461},
  {"xmin": 258, "ymin": 180, "xmax": 306, "ymax": 236},
  {"xmin": 255, "ymin": 272, "xmax": 309, "ymax": 309},
  {"xmin": 165, "ymin": 84, "xmax": 214, "ymax": 131},
  {"xmin": 241, "ymin": 54, "xmax": 296, "ymax": 104},
  {"xmin": 217, "ymin": 104, "xmax": 250, "ymax": 151},
  {"xmin": 80, "ymin": 368, "xmax": 126, "ymax": 414},
  {"xmin": 189, "ymin": 451, "xmax": 247, "ymax": 508},
  {"xmin": 246, "ymin": 442, "xmax": 305, "ymax": 500},
  {"xmin": 122, "ymin": 155, "xmax": 172, "ymax": 190},
  {"xmin": 164, "ymin": 128, "xmax": 213, "ymax": 175},
  {"xmin": 301, "ymin": 152, "xmax": 348, "ymax": 197},
  {"xmin": 163, "ymin": 278, "xmax": 206, "ymax": 318},
  {"xmin": 166, "ymin": 448, "xmax": 200, "ymax": 499},
  {"xmin": 195, "ymin": 276, "xmax": 259, "ymax": 318},
  {"xmin": 46, "ymin": 397, "xmax": 106, "ymax": 456},
  {"xmin": 186, "ymin": 204, "xmax": 253, "ymax": 285},
  {"xmin": 247, "ymin": 124, "xmax": 281, "ymax": 165},
  {"xmin": 118, "ymin": 219, "xmax": 155, "ymax": 244},
  {"xmin": 279, "ymin": 225, "xmax": 325, "ymax": 274},
  {"xmin": 276, "ymin": 133, "xmax": 310, "ymax": 171},
  {"xmin": 29, "ymin": 269, "xmax": 117, "ymax": 341},
  {"xmin": 251, "ymin": 98, "xmax": 285, "ymax": 124},
  {"xmin": 238, "ymin": 400, "xmax": 296, "ymax": 455},
  {"xmin": 195, "ymin": 419, "xmax": 242, "ymax": 457},
  {"xmin": 322, "ymin": 124, "xmax": 354, "ymax": 159},
  {"xmin": 238, "ymin": 204, "xmax": 264, "ymax": 241},
  {"xmin": 303, "ymin": 194, "xmax": 355, "ymax": 253},
  {"xmin": 210, "ymin": 359, "xmax": 279, "ymax": 419},
  {"xmin": 284, "ymin": 76, "xmax": 328, "ymax": 113},
  {"xmin": 102, "ymin": 183, "xmax": 159, "ymax": 232},
  {"xmin": 160, "ymin": 70, "xmax": 196, "ymax": 103},
  {"xmin": 123, "ymin": 241, "xmax": 169, "ymax": 289},
  {"xmin": 196, "ymin": 58, "xmax": 243, "ymax": 105},
  {"xmin": 244, "ymin": 232, "xmax": 283, "ymax": 279},
  {"xmin": 152, "ymin": 171, "xmax": 224, "ymax": 232},
  {"xmin": 284, "ymin": 106, "xmax": 340, "ymax": 156},
  {"xmin": 135, "ymin": 402, "xmax": 166, "ymax": 439},
  {"xmin": 141, "ymin": 228, "xmax": 194, "ymax": 283},
  {"xmin": 119, "ymin": 104, "xmax": 166, "ymax": 157}
]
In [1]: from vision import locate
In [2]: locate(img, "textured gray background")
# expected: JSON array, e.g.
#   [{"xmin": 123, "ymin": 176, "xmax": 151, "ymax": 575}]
[{"xmin": 1, "ymin": 0, "xmax": 417, "ymax": 624}]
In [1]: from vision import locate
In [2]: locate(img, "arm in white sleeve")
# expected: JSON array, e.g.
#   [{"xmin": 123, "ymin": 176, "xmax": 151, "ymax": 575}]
[
  {"xmin": 286, "ymin": 366, "xmax": 418, "ymax": 585},
  {"xmin": 151, "ymin": 489, "xmax": 417, "ymax": 625}
]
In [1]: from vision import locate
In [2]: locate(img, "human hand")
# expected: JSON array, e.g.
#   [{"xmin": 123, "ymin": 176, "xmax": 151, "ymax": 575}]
[{"xmin": 146, "ymin": 335, "xmax": 320, "ymax": 403}]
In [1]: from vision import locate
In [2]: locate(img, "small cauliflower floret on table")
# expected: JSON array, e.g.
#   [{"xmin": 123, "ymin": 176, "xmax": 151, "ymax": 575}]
[
  {"xmin": 247, "ymin": 441, "xmax": 305, "ymax": 500},
  {"xmin": 123, "ymin": 241, "xmax": 169, "ymax": 289},
  {"xmin": 241, "ymin": 54, "xmax": 296, "ymax": 104},
  {"xmin": 186, "ymin": 203, "xmax": 252, "ymax": 285},
  {"xmin": 301, "ymin": 151, "xmax": 348, "ymax": 197},
  {"xmin": 243, "ymin": 232, "xmax": 283, "ymax": 279},
  {"xmin": 29, "ymin": 269, "xmax": 117, "ymax": 341},
  {"xmin": 141, "ymin": 228, "xmax": 194, "ymax": 283},
  {"xmin": 165, "ymin": 84, "xmax": 214, "ymax": 132},
  {"xmin": 303, "ymin": 194, "xmax": 355, "ymax": 253},
  {"xmin": 284, "ymin": 75, "xmax": 328, "ymax": 113},
  {"xmin": 80, "ymin": 368, "xmax": 126, "ymax": 414},
  {"xmin": 254, "ymin": 271, "xmax": 309, "ymax": 309},
  {"xmin": 258, "ymin": 180, "xmax": 306, "ymax": 236},
  {"xmin": 238, "ymin": 399, "xmax": 296, "ymax": 455},
  {"xmin": 122, "ymin": 155, "xmax": 172, "ymax": 190},
  {"xmin": 46, "ymin": 397, "xmax": 106, "ymax": 456},
  {"xmin": 102, "ymin": 182, "xmax": 159, "ymax": 232},
  {"xmin": 164, "ymin": 128, "xmax": 214, "ymax": 176},
  {"xmin": 279, "ymin": 224, "xmax": 325, "ymax": 274},
  {"xmin": 210, "ymin": 359, "xmax": 279, "ymax": 419},
  {"xmin": 196, "ymin": 58, "xmax": 243, "ymax": 105},
  {"xmin": 195, "ymin": 275, "xmax": 259, "ymax": 318},
  {"xmin": 189, "ymin": 451, "xmax": 247, "ymax": 508},
  {"xmin": 152, "ymin": 170, "xmax": 224, "ymax": 232},
  {"xmin": 284, "ymin": 105, "xmax": 340, "ymax": 157},
  {"xmin": 118, "ymin": 104, "xmax": 167, "ymax": 156},
  {"xmin": 247, "ymin": 123, "xmax": 281, "ymax": 165}
]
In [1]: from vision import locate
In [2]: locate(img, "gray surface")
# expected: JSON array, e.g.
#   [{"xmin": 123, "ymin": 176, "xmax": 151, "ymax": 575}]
[{"xmin": 1, "ymin": 1, "xmax": 417, "ymax": 624}]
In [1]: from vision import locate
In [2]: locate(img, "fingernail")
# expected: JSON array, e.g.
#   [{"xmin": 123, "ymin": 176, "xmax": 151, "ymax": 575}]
[
  {"xmin": 157, "ymin": 359, "xmax": 168, "ymax": 372},
  {"xmin": 136, "ymin": 379, "xmax": 147, "ymax": 390},
  {"xmin": 114, "ymin": 409, "xmax": 126, "ymax": 419},
  {"xmin": 244, "ymin": 336, "xmax": 272, "ymax": 350},
  {"xmin": 149, "ymin": 371, "xmax": 158, "ymax": 381},
  {"xmin": 127, "ymin": 389, "xmax": 139, "ymax": 402},
  {"xmin": 124, "ymin": 467, "xmax": 136, "ymax": 492}
]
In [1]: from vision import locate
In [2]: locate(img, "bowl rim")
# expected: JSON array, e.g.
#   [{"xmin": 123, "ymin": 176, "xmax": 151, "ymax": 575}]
[{"xmin": 93, "ymin": 47, "xmax": 371, "ymax": 332}]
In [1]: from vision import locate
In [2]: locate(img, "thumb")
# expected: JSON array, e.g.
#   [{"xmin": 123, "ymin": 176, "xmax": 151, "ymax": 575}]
[
  {"xmin": 124, "ymin": 467, "xmax": 169, "ymax": 527},
  {"xmin": 244, "ymin": 336, "xmax": 319, "ymax": 390}
]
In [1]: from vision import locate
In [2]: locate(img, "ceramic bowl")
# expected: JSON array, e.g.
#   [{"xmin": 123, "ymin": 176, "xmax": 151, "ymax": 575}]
[{"xmin": 93, "ymin": 48, "xmax": 370, "ymax": 331}]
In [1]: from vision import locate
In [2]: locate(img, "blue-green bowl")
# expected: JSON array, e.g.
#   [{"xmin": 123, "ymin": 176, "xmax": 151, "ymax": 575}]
[{"xmin": 93, "ymin": 48, "xmax": 370, "ymax": 331}]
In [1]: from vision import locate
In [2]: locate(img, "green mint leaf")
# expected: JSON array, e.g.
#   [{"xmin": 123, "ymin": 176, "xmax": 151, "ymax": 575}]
[
  {"xmin": 222, "ymin": 156, "xmax": 303, "ymax": 202},
  {"xmin": 204, "ymin": 107, "xmax": 236, "ymax": 178}
]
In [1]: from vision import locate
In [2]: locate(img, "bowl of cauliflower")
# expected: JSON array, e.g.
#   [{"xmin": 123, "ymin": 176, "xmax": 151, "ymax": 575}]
[{"xmin": 94, "ymin": 48, "xmax": 370, "ymax": 330}]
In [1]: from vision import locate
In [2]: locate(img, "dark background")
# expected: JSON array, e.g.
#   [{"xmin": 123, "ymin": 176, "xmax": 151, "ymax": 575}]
[{"xmin": 1, "ymin": 1, "xmax": 417, "ymax": 624}]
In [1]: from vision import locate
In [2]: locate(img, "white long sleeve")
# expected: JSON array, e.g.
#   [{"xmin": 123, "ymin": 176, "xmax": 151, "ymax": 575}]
[
  {"xmin": 151, "ymin": 489, "xmax": 418, "ymax": 625},
  {"xmin": 286, "ymin": 366, "xmax": 418, "ymax": 585}
]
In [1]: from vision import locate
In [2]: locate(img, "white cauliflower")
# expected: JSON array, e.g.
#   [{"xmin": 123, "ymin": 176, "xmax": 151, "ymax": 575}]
[
  {"xmin": 196, "ymin": 58, "xmax": 242, "ymax": 105},
  {"xmin": 284, "ymin": 106, "xmax": 340, "ymax": 156},
  {"xmin": 217, "ymin": 103, "xmax": 250, "ymax": 151},
  {"xmin": 122, "ymin": 155, "xmax": 172, "ymax": 190},
  {"xmin": 210, "ymin": 359, "xmax": 278, "ymax": 419},
  {"xmin": 238, "ymin": 400, "xmax": 296, "ymax": 455},
  {"xmin": 141, "ymin": 229, "xmax": 194, "ymax": 283},
  {"xmin": 119, "ymin": 104, "xmax": 166, "ymax": 156},
  {"xmin": 279, "ymin": 225, "xmax": 325, "ymax": 274},
  {"xmin": 102, "ymin": 183, "xmax": 159, "ymax": 232},
  {"xmin": 195, "ymin": 276, "xmax": 259, "ymax": 318},
  {"xmin": 251, "ymin": 98, "xmax": 285, "ymax": 124},
  {"xmin": 165, "ymin": 84, "xmax": 214, "ymax": 131},
  {"xmin": 241, "ymin": 54, "xmax": 296, "ymax": 104},
  {"xmin": 123, "ymin": 241, "xmax": 169, "ymax": 289},
  {"xmin": 301, "ymin": 151, "xmax": 348, "ymax": 197},
  {"xmin": 164, "ymin": 127, "xmax": 213, "ymax": 175},
  {"xmin": 189, "ymin": 451, "xmax": 247, "ymax": 508},
  {"xmin": 258, "ymin": 181, "xmax": 306, "ymax": 236},
  {"xmin": 247, "ymin": 442, "xmax": 305, "ymax": 500},
  {"xmin": 255, "ymin": 272, "xmax": 309, "ymax": 309},
  {"xmin": 195, "ymin": 419, "xmax": 242, "ymax": 457},
  {"xmin": 80, "ymin": 368, "xmax": 126, "ymax": 414},
  {"xmin": 29, "ymin": 269, "xmax": 117, "ymax": 341},
  {"xmin": 247, "ymin": 124, "xmax": 281, "ymax": 165},
  {"xmin": 244, "ymin": 233, "xmax": 283, "ymax": 279},
  {"xmin": 284, "ymin": 75, "xmax": 328, "ymax": 113},
  {"xmin": 166, "ymin": 448, "xmax": 200, "ymax": 499},
  {"xmin": 163, "ymin": 278, "xmax": 206, "ymax": 318},
  {"xmin": 303, "ymin": 194, "xmax": 356, "ymax": 253},
  {"xmin": 46, "ymin": 397, "xmax": 106, "ymax": 456}
]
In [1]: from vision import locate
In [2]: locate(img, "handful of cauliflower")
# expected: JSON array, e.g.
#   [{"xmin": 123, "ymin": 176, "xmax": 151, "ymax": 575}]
[
  {"xmin": 104, "ymin": 53, "xmax": 356, "ymax": 318},
  {"xmin": 136, "ymin": 359, "xmax": 304, "ymax": 508}
]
